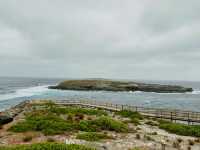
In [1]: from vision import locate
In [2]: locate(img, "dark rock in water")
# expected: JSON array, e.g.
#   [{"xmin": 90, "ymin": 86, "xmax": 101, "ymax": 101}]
[
  {"xmin": 49, "ymin": 79, "xmax": 193, "ymax": 93},
  {"xmin": 0, "ymin": 115, "xmax": 13, "ymax": 125}
]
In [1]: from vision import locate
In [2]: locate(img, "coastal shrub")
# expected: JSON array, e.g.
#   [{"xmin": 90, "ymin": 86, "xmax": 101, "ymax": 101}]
[
  {"xmin": 131, "ymin": 118, "xmax": 140, "ymax": 125},
  {"xmin": 76, "ymin": 132, "xmax": 112, "ymax": 141},
  {"xmin": 0, "ymin": 143, "xmax": 95, "ymax": 150},
  {"xmin": 9, "ymin": 112, "xmax": 77, "ymax": 135},
  {"xmin": 78, "ymin": 120, "xmax": 99, "ymax": 132},
  {"xmin": 116, "ymin": 110, "xmax": 143, "ymax": 120},
  {"xmin": 159, "ymin": 120, "xmax": 200, "ymax": 137},
  {"xmin": 78, "ymin": 116, "xmax": 128, "ymax": 132},
  {"xmin": 116, "ymin": 110, "xmax": 143, "ymax": 125},
  {"xmin": 50, "ymin": 106, "xmax": 107, "ymax": 116},
  {"xmin": 129, "ymin": 148, "xmax": 141, "ymax": 150},
  {"xmin": 8, "ymin": 121, "xmax": 35, "ymax": 132},
  {"xmin": 92, "ymin": 116, "xmax": 128, "ymax": 132},
  {"xmin": 67, "ymin": 113, "xmax": 74, "ymax": 122}
]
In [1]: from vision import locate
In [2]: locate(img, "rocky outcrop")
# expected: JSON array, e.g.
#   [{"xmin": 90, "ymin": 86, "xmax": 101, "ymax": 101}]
[
  {"xmin": 0, "ymin": 115, "xmax": 13, "ymax": 125},
  {"xmin": 49, "ymin": 79, "xmax": 193, "ymax": 93}
]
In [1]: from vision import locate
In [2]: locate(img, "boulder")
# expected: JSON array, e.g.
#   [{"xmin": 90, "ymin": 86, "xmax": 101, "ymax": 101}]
[{"xmin": 0, "ymin": 115, "xmax": 13, "ymax": 125}]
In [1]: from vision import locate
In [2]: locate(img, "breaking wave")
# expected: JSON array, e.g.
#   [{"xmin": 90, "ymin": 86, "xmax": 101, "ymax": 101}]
[{"xmin": 0, "ymin": 85, "xmax": 50, "ymax": 101}]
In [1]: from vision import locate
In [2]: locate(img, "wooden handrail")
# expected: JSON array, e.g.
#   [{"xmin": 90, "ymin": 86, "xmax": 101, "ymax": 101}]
[{"xmin": 52, "ymin": 100, "xmax": 200, "ymax": 124}]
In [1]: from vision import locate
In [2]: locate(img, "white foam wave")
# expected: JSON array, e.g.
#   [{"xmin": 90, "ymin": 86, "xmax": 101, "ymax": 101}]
[
  {"xmin": 130, "ymin": 90, "xmax": 200, "ymax": 95},
  {"xmin": 190, "ymin": 90, "xmax": 200, "ymax": 94},
  {"xmin": 0, "ymin": 85, "xmax": 50, "ymax": 101},
  {"xmin": 134, "ymin": 91, "xmax": 143, "ymax": 94}
]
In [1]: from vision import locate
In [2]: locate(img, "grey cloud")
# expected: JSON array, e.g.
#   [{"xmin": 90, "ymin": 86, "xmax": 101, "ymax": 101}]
[{"xmin": 0, "ymin": 0, "xmax": 200, "ymax": 80}]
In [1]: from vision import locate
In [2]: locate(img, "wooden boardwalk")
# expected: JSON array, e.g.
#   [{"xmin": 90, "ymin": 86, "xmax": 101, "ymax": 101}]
[{"xmin": 54, "ymin": 100, "xmax": 200, "ymax": 124}]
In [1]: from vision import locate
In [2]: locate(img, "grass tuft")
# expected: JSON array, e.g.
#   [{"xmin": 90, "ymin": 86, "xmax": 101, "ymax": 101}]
[
  {"xmin": 116, "ymin": 110, "xmax": 143, "ymax": 125},
  {"xmin": 50, "ymin": 106, "xmax": 107, "ymax": 116},
  {"xmin": 9, "ymin": 112, "xmax": 77, "ymax": 135},
  {"xmin": 79, "ymin": 116, "xmax": 128, "ymax": 132},
  {"xmin": 159, "ymin": 120, "xmax": 200, "ymax": 137},
  {"xmin": 0, "ymin": 143, "xmax": 95, "ymax": 150},
  {"xmin": 76, "ymin": 132, "xmax": 112, "ymax": 141}
]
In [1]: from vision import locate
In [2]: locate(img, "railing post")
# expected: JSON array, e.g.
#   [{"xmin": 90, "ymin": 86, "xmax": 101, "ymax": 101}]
[
  {"xmin": 121, "ymin": 105, "xmax": 124, "ymax": 110},
  {"xmin": 170, "ymin": 112, "xmax": 173, "ymax": 122},
  {"xmin": 188, "ymin": 112, "xmax": 190, "ymax": 125}
]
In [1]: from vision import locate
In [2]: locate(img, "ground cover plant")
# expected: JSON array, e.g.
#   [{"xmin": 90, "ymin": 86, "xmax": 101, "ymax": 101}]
[
  {"xmin": 79, "ymin": 116, "xmax": 128, "ymax": 132},
  {"xmin": 159, "ymin": 120, "xmax": 200, "ymax": 137},
  {"xmin": 76, "ymin": 132, "xmax": 112, "ymax": 141},
  {"xmin": 9, "ymin": 111, "xmax": 77, "ymax": 135},
  {"xmin": 9, "ymin": 106, "xmax": 128, "ymax": 135},
  {"xmin": 49, "ymin": 106, "xmax": 108, "ymax": 116},
  {"xmin": 116, "ymin": 110, "xmax": 143, "ymax": 119},
  {"xmin": 0, "ymin": 143, "xmax": 95, "ymax": 150},
  {"xmin": 116, "ymin": 110, "xmax": 143, "ymax": 125}
]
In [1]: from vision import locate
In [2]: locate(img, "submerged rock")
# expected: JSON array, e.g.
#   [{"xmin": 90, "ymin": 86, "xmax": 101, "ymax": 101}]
[{"xmin": 49, "ymin": 79, "xmax": 193, "ymax": 93}]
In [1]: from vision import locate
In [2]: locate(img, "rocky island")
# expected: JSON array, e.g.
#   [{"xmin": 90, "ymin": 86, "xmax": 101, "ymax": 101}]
[{"xmin": 49, "ymin": 79, "xmax": 193, "ymax": 93}]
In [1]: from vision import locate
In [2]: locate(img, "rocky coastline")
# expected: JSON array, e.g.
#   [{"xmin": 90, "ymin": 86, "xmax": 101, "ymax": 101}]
[
  {"xmin": 49, "ymin": 79, "xmax": 193, "ymax": 93},
  {"xmin": 1, "ymin": 100, "xmax": 200, "ymax": 150}
]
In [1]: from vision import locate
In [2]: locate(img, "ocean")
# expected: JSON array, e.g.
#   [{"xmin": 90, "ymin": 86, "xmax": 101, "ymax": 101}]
[{"xmin": 0, "ymin": 77, "xmax": 200, "ymax": 112}]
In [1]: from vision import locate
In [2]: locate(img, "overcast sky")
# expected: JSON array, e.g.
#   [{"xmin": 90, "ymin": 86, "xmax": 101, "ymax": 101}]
[{"xmin": 0, "ymin": 0, "xmax": 200, "ymax": 81}]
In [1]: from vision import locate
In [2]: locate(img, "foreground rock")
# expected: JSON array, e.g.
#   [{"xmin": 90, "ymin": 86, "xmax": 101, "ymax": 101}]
[
  {"xmin": 0, "ymin": 115, "xmax": 13, "ymax": 125},
  {"xmin": 49, "ymin": 79, "xmax": 193, "ymax": 93}
]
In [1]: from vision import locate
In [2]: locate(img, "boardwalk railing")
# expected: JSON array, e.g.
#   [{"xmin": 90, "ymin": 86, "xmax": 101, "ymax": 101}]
[{"xmin": 53, "ymin": 100, "xmax": 200, "ymax": 124}]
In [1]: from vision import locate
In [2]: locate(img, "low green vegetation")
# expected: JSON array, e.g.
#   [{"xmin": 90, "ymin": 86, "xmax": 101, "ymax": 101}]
[
  {"xmin": 9, "ymin": 107, "xmax": 128, "ymax": 135},
  {"xmin": 76, "ymin": 132, "xmax": 112, "ymax": 141},
  {"xmin": 9, "ymin": 111, "xmax": 77, "ymax": 135},
  {"xmin": 116, "ymin": 110, "xmax": 143, "ymax": 119},
  {"xmin": 116, "ymin": 110, "xmax": 143, "ymax": 125},
  {"xmin": 130, "ymin": 148, "xmax": 141, "ymax": 150},
  {"xmin": 0, "ymin": 143, "xmax": 95, "ymax": 150},
  {"xmin": 79, "ymin": 116, "xmax": 128, "ymax": 132},
  {"xmin": 159, "ymin": 120, "xmax": 200, "ymax": 137},
  {"xmin": 131, "ymin": 118, "xmax": 140, "ymax": 125},
  {"xmin": 49, "ymin": 106, "xmax": 107, "ymax": 116}
]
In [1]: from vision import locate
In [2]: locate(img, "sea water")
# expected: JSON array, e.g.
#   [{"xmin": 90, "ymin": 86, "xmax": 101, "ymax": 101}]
[{"xmin": 0, "ymin": 77, "xmax": 200, "ymax": 111}]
